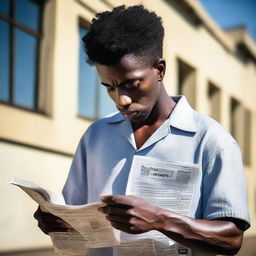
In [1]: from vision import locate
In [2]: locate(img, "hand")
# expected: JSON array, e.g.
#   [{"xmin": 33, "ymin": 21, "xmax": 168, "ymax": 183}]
[
  {"xmin": 33, "ymin": 206, "xmax": 72, "ymax": 234},
  {"xmin": 99, "ymin": 195, "xmax": 161, "ymax": 234}
]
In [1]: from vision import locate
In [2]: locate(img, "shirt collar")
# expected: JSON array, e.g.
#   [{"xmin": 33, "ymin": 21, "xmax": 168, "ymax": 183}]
[
  {"xmin": 168, "ymin": 95, "xmax": 197, "ymax": 133},
  {"xmin": 106, "ymin": 95, "xmax": 198, "ymax": 133}
]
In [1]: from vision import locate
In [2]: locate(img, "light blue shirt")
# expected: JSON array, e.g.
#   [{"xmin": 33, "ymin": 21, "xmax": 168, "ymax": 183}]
[{"xmin": 63, "ymin": 96, "xmax": 250, "ymax": 255}]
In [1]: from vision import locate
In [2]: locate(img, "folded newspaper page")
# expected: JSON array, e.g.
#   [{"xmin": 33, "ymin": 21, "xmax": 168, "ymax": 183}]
[
  {"xmin": 10, "ymin": 178, "xmax": 120, "ymax": 256},
  {"xmin": 118, "ymin": 156, "xmax": 200, "ymax": 256}
]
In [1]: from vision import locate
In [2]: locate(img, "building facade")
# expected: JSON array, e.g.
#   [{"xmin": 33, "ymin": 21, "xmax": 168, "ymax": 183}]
[{"xmin": 0, "ymin": 0, "xmax": 255, "ymax": 255}]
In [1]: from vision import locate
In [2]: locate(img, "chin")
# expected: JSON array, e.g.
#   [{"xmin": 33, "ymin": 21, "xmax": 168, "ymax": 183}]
[{"xmin": 130, "ymin": 112, "xmax": 149, "ymax": 124}]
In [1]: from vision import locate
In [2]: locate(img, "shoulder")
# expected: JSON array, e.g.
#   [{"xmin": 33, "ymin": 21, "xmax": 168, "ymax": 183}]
[
  {"xmin": 79, "ymin": 111, "xmax": 123, "ymax": 142},
  {"xmin": 88, "ymin": 111, "xmax": 123, "ymax": 130},
  {"xmin": 194, "ymin": 111, "xmax": 237, "ymax": 151},
  {"xmin": 194, "ymin": 112, "xmax": 241, "ymax": 167},
  {"xmin": 170, "ymin": 96, "xmax": 235, "ymax": 150}
]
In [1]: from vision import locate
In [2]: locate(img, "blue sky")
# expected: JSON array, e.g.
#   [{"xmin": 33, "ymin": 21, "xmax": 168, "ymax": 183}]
[{"xmin": 199, "ymin": 0, "xmax": 256, "ymax": 42}]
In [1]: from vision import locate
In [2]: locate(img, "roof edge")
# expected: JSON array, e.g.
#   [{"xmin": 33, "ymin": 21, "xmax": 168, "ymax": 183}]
[{"xmin": 182, "ymin": 0, "xmax": 256, "ymax": 61}]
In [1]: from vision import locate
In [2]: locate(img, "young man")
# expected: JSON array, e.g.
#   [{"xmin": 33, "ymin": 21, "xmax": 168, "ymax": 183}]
[{"xmin": 34, "ymin": 5, "xmax": 250, "ymax": 255}]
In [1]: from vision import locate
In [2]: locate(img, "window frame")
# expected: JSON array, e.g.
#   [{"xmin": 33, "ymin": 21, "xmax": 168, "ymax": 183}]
[
  {"xmin": 0, "ymin": 0, "xmax": 44, "ymax": 113},
  {"xmin": 207, "ymin": 81, "xmax": 221, "ymax": 123},
  {"xmin": 176, "ymin": 57, "xmax": 197, "ymax": 109},
  {"xmin": 230, "ymin": 97, "xmax": 251, "ymax": 167}
]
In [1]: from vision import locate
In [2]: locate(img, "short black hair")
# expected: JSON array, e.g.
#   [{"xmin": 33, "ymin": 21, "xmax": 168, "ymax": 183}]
[{"xmin": 83, "ymin": 5, "xmax": 164, "ymax": 66}]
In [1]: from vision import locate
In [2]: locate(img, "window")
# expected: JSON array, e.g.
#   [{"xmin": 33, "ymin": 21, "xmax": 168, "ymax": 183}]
[
  {"xmin": 0, "ymin": 0, "xmax": 43, "ymax": 110},
  {"xmin": 78, "ymin": 24, "xmax": 116, "ymax": 120},
  {"xmin": 231, "ymin": 99, "xmax": 244, "ymax": 151},
  {"xmin": 230, "ymin": 98, "xmax": 251, "ymax": 166},
  {"xmin": 208, "ymin": 82, "xmax": 221, "ymax": 122},
  {"xmin": 243, "ymin": 109, "xmax": 252, "ymax": 166},
  {"xmin": 177, "ymin": 59, "xmax": 196, "ymax": 109}
]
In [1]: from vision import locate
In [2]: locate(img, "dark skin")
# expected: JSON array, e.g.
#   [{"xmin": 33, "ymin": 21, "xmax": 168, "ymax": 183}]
[
  {"xmin": 99, "ymin": 195, "xmax": 244, "ymax": 255},
  {"xmin": 96, "ymin": 54, "xmax": 176, "ymax": 149},
  {"xmin": 34, "ymin": 54, "xmax": 244, "ymax": 255},
  {"xmin": 34, "ymin": 207, "xmax": 72, "ymax": 234}
]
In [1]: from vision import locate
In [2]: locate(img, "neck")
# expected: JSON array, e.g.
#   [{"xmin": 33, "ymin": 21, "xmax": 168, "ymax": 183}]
[{"xmin": 133, "ymin": 86, "xmax": 176, "ymax": 130}]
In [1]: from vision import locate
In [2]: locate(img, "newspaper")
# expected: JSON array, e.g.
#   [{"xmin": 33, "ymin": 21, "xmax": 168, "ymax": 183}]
[
  {"xmin": 10, "ymin": 178, "xmax": 120, "ymax": 256},
  {"xmin": 118, "ymin": 156, "xmax": 200, "ymax": 256}
]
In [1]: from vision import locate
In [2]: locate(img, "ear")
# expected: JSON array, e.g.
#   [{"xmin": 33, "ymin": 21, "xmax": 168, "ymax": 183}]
[{"xmin": 154, "ymin": 58, "xmax": 166, "ymax": 81}]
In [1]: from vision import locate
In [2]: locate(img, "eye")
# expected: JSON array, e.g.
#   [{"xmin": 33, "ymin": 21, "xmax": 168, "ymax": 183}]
[
  {"xmin": 102, "ymin": 84, "xmax": 115, "ymax": 92},
  {"xmin": 107, "ymin": 86, "xmax": 115, "ymax": 92},
  {"xmin": 123, "ymin": 81, "xmax": 140, "ymax": 90}
]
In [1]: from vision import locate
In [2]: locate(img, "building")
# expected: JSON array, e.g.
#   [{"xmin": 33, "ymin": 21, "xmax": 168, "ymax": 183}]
[{"xmin": 0, "ymin": 0, "xmax": 255, "ymax": 255}]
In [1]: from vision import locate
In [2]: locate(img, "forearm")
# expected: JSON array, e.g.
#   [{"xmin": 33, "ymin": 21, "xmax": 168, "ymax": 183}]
[
  {"xmin": 100, "ymin": 195, "xmax": 244, "ymax": 255},
  {"xmin": 153, "ymin": 208, "xmax": 243, "ymax": 255}
]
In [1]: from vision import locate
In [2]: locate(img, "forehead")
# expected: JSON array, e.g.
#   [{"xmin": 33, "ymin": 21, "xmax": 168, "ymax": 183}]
[
  {"xmin": 118, "ymin": 54, "xmax": 148, "ymax": 69},
  {"xmin": 95, "ymin": 54, "xmax": 150, "ymax": 81}
]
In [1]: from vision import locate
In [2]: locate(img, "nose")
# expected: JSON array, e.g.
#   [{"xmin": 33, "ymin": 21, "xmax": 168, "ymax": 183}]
[{"xmin": 116, "ymin": 89, "xmax": 132, "ymax": 109}]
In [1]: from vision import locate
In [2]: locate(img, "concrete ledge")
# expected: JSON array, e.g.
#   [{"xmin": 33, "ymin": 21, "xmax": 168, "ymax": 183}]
[{"xmin": 0, "ymin": 248, "xmax": 56, "ymax": 256}]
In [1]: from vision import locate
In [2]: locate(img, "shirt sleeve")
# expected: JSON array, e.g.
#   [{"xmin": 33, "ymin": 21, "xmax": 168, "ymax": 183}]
[
  {"xmin": 202, "ymin": 141, "xmax": 250, "ymax": 230},
  {"xmin": 62, "ymin": 134, "xmax": 88, "ymax": 205}
]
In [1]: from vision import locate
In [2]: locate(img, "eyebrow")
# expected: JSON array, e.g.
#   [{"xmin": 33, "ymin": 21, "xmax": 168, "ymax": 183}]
[{"xmin": 101, "ymin": 79, "xmax": 138, "ymax": 88}]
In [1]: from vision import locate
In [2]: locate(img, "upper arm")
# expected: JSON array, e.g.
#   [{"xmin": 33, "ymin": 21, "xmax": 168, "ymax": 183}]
[
  {"xmin": 202, "ymin": 142, "xmax": 250, "ymax": 231},
  {"xmin": 62, "ymin": 135, "xmax": 88, "ymax": 205}
]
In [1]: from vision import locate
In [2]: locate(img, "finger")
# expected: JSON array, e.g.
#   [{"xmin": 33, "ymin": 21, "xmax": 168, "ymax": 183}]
[
  {"xmin": 99, "ymin": 205, "xmax": 133, "ymax": 215},
  {"xmin": 34, "ymin": 207, "xmax": 68, "ymax": 226},
  {"xmin": 109, "ymin": 220, "xmax": 132, "ymax": 232},
  {"xmin": 106, "ymin": 215, "xmax": 149, "ymax": 229},
  {"xmin": 34, "ymin": 208, "xmax": 59, "ymax": 222},
  {"xmin": 103, "ymin": 211, "xmax": 154, "ymax": 232},
  {"xmin": 109, "ymin": 221, "xmax": 142, "ymax": 234},
  {"xmin": 37, "ymin": 221, "xmax": 49, "ymax": 234},
  {"xmin": 38, "ymin": 222, "xmax": 71, "ymax": 234},
  {"xmin": 34, "ymin": 206, "xmax": 72, "ymax": 234},
  {"xmin": 38, "ymin": 213, "xmax": 62, "ymax": 223},
  {"xmin": 37, "ymin": 218, "xmax": 73, "ymax": 233},
  {"xmin": 100, "ymin": 194, "xmax": 135, "ymax": 206},
  {"xmin": 37, "ymin": 220, "xmax": 70, "ymax": 233},
  {"xmin": 33, "ymin": 206, "xmax": 43, "ymax": 220},
  {"xmin": 100, "ymin": 194, "xmax": 118, "ymax": 205},
  {"xmin": 106, "ymin": 214, "xmax": 130, "ymax": 223}
]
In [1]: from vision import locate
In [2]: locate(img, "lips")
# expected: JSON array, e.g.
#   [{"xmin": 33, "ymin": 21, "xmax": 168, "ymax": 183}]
[{"xmin": 120, "ymin": 110, "xmax": 139, "ymax": 119}]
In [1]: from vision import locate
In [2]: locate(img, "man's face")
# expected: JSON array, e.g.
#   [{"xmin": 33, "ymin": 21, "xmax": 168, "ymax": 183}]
[{"xmin": 96, "ymin": 54, "xmax": 164, "ymax": 124}]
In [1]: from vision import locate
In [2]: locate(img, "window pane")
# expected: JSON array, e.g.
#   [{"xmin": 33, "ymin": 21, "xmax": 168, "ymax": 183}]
[
  {"xmin": 0, "ymin": 19, "xmax": 10, "ymax": 101},
  {"xmin": 208, "ymin": 82, "xmax": 221, "ymax": 122},
  {"xmin": 177, "ymin": 59, "xmax": 196, "ymax": 109},
  {"xmin": 78, "ymin": 27, "xmax": 98, "ymax": 119},
  {"xmin": 15, "ymin": 0, "xmax": 40, "ymax": 31},
  {"xmin": 99, "ymin": 85, "xmax": 116, "ymax": 117},
  {"xmin": 13, "ymin": 29, "xmax": 37, "ymax": 108},
  {"xmin": 244, "ymin": 109, "xmax": 251, "ymax": 166},
  {"xmin": 0, "ymin": 0, "xmax": 10, "ymax": 16}
]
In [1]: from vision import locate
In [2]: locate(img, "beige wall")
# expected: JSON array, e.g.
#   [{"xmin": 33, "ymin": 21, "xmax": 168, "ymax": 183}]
[
  {"xmin": 0, "ymin": 142, "xmax": 71, "ymax": 250},
  {"xmin": 0, "ymin": 0, "xmax": 255, "ymax": 254}
]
